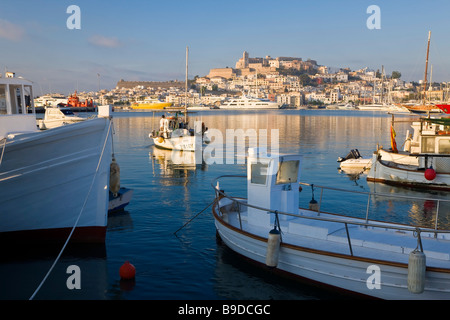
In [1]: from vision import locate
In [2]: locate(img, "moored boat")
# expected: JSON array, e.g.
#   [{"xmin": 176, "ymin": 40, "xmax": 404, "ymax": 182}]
[
  {"xmin": 149, "ymin": 47, "xmax": 209, "ymax": 152},
  {"xmin": 212, "ymin": 148, "xmax": 450, "ymax": 299},
  {"xmin": 367, "ymin": 117, "xmax": 450, "ymax": 191},
  {"xmin": 0, "ymin": 73, "xmax": 114, "ymax": 244}
]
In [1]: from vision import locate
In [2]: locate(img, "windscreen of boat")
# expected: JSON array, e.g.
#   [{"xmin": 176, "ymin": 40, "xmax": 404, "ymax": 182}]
[
  {"xmin": 251, "ymin": 162, "xmax": 269, "ymax": 185},
  {"xmin": 276, "ymin": 160, "xmax": 299, "ymax": 185},
  {"xmin": 61, "ymin": 109, "xmax": 75, "ymax": 115}
]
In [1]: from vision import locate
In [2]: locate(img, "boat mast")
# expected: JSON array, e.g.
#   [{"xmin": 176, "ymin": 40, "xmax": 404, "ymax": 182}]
[
  {"xmin": 423, "ymin": 31, "xmax": 431, "ymax": 104},
  {"xmin": 185, "ymin": 46, "xmax": 188, "ymax": 123}
]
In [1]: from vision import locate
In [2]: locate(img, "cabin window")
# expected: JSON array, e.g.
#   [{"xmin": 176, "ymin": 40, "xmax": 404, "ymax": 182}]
[
  {"xmin": 276, "ymin": 160, "xmax": 299, "ymax": 185},
  {"xmin": 251, "ymin": 163, "xmax": 268, "ymax": 185},
  {"xmin": 421, "ymin": 137, "xmax": 436, "ymax": 153},
  {"xmin": 438, "ymin": 139, "xmax": 450, "ymax": 154}
]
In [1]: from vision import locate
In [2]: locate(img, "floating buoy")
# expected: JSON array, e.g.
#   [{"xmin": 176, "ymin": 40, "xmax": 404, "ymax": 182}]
[
  {"xmin": 110, "ymin": 157, "xmax": 120, "ymax": 197},
  {"xmin": 119, "ymin": 261, "xmax": 136, "ymax": 280},
  {"xmin": 407, "ymin": 250, "xmax": 426, "ymax": 294},
  {"xmin": 424, "ymin": 167, "xmax": 436, "ymax": 181},
  {"xmin": 265, "ymin": 228, "xmax": 281, "ymax": 268}
]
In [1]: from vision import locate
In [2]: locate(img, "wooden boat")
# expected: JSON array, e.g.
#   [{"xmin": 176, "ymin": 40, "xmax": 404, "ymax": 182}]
[
  {"xmin": 401, "ymin": 31, "xmax": 443, "ymax": 115},
  {"xmin": 212, "ymin": 148, "xmax": 450, "ymax": 299},
  {"xmin": 367, "ymin": 117, "xmax": 450, "ymax": 191}
]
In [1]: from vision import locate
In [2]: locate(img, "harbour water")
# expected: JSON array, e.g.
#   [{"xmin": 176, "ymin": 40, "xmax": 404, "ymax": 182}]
[{"xmin": 1, "ymin": 109, "xmax": 449, "ymax": 300}]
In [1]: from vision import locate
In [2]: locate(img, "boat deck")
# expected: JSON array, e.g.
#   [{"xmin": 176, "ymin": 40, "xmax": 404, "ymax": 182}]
[{"xmin": 217, "ymin": 198, "xmax": 450, "ymax": 270}]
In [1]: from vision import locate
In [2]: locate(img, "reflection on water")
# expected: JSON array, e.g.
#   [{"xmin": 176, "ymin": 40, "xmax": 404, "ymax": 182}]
[{"xmin": 3, "ymin": 110, "xmax": 445, "ymax": 300}]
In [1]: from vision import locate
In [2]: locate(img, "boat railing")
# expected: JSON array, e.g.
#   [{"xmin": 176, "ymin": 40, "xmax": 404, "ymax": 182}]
[{"xmin": 211, "ymin": 175, "xmax": 450, "ymax": 241}]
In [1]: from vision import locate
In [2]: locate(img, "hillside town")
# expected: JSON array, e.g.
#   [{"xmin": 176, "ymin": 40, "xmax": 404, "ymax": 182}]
[{"xmin": 35, "ymin": 51, "xmax": 450, "ymax": 109}]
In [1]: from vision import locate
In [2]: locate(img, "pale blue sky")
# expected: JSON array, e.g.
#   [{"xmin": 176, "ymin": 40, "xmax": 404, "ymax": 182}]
[{"xmin": 1, "ymin": 0, "xmax": 450, "ymax": 95}]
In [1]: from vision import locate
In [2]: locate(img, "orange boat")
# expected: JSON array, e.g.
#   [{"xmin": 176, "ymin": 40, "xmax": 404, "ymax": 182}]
[{"xmin": 65, "ymin": 91, "xmax": 96, "ymax": 111}]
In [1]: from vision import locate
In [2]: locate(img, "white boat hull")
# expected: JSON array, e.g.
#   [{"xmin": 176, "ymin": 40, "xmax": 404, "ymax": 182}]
[
  {"xmin": 153, "ymin": 135, "xmax": 197, "ymax": 152},
  {"xmin": 339, "ymin": 158, "xmax": 372, "ymax": 170},
  {"xmin": 0, "ymin": 117, "xmax": 112, "ymax": 243},
  {"xmin": 213, "ymin": 201, "xmax": 450, "ymax": 299},
  {"xmin": 367, "ymin": 153, "xmax": 450, "ymax": 191}
]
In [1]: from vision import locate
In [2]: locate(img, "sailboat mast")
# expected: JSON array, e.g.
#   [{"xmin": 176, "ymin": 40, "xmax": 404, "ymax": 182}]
[
  {"xmin": 423, "ymin": 31, "xmax": 431, "ymax": 103},
  {"xmin": 185, "ymin": 46, "xmax": 188, "ymax": 122}
]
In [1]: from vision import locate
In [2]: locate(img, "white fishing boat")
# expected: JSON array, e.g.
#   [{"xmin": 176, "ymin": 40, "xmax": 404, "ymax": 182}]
[
  {"xmin": 37, "ymin": 106, "xmax": 86, "ymax": 129},
  {"xmin": 0, "ymin": 72, "xmax": 114, "ymax": 243},
  {"xmin": 212, "ymin": 148, "xmax": 450, "ymax": 299},
  {"xmin": 149, "ymin": 47, "xmax": 209, "ymax": 152},
  {"xmin": 220, "ymin": 96, "xmax": 281, "ymax": 110},
  {"xmin": 368, "ymin": 117, "xmax": 450, "ymax": 191}
]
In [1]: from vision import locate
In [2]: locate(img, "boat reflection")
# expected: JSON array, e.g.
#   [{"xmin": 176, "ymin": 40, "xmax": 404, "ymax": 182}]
[
  {"xmin": 149, "ymin": 147, "xmax": 207, "ymax": 183},
  {"xmin": 367, "ymin": 182, "xmax": 450, "ymax": 229}
]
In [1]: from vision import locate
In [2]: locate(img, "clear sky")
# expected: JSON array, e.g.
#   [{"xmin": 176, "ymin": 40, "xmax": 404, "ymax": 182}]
[{"xmin": 1, "ymin": 0, "xmax": 450, "ymax": 95}]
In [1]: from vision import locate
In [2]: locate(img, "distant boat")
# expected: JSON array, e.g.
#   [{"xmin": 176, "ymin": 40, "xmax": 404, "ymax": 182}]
[
  {"xmin": 0, "ymin": 73, "xmax": 114, "ymax": 243},
  {"xmin": 400, "ymin": 31, "xmax": 443, "ymax": 115},
  {"xmin": 131, "ymin": 97, "xmax": 172, "ymax": 110},
  {"xmin": 357, "ymin": 103, "xmax": 389, "ymax": 111},
  {"xmin": 220, "ymin": 96, "xmax": 280, "ymax": 109},
  {"xmin": 149, "ymin": 47, "xmax": 210, "ymax": 152},
  {"xmin": 403, "ymin": 104, "xmax": 443, "ymax": 114},
  {"xmin": 34, "ymin": 94, "xmax": 67, "ymax": 108},
  {"xmin": 65, "ymin": 90, "xmax": 96, "ymax": 112}
]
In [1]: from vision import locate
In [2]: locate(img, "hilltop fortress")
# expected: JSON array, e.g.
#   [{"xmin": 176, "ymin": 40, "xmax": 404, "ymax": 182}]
[{"xmin": 207, "ymin": 51, "xmax": 318, "ymax": 79}]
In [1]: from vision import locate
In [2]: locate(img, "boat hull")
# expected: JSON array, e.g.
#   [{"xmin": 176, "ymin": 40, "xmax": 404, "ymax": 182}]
[
  {"xmin": 153, "ymin": 134, "xmax": 198, "ymax": 152},
  {"xmin": 367, "ymin": 154, "xmax": 450, "ymax": 191},
  {"xmin": 131, "ymin": 102, "xmax": 172, "ymax": 110},
  {"xmin": 0, "ymin": 118, "xmax": 112, "ymax": 243}
]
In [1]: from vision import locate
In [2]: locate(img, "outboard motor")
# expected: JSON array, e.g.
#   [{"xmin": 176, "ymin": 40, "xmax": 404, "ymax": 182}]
[{"xmin": 337, "ymin": 149, "xmax": 361, "ymax": 162}]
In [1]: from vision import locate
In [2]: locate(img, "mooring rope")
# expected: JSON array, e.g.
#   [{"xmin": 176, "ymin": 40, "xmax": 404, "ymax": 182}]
[
  {"xmin": 173, "ymin": 198, "xmax": 216, "ymax": 235},
  {"xmin": 29, "ymin": 119, "xmax": 112, "ymax": 300}
]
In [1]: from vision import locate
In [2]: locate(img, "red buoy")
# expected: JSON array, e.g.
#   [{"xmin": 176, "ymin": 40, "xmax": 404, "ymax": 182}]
[
  {"xmin": 424, "ymin": 168, "xmax": 436, "ymax": 181},
  {"xmin": 119, "ymin": 261, "xmax": 136, "ymax": 280}
]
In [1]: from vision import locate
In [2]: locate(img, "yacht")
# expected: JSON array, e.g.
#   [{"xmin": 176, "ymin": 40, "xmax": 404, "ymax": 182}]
[{"xmin": 220, "ymin": 96, "xmax": 281, "ymax": 110}]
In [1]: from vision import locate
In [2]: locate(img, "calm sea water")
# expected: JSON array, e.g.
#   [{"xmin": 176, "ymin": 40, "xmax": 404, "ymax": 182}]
[{"xmin": 1, "ymin": 109, "xmax": 449, "ymax": 300}]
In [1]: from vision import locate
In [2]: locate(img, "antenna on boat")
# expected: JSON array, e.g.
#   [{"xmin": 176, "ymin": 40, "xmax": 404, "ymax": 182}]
[
  {"xmin": 423, "ymin": 31, "xmax": 431, "ymax": 105},
  {"xmin": 185, "ymin": 46, "xmax": 188, "ymax": 124}
]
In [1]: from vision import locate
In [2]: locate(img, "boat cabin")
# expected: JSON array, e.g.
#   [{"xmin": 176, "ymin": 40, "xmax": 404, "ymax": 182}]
[
  {"xmin": 0, "ymin": 72, "xmax": 37, "ymax": 139},
  {"xmin": 407, "ymin": 119, "xmax": 450, "ymax": 155},
  {"xmin": 247, "ymin": 148, "xmax": 301, "ymax": 227},
  {"xmin": 0, "ymin": 72, "xmax": 35, "ymax": 115}
]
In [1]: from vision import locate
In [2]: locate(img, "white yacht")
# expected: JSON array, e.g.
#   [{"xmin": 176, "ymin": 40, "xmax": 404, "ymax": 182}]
[
  {"xmin": 220, "ymin": 96, "xmax": 281, "ymax": 110},
  {"xmin": 34, "ymin": 94, "xmax": 67, "ymax": 108}
]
